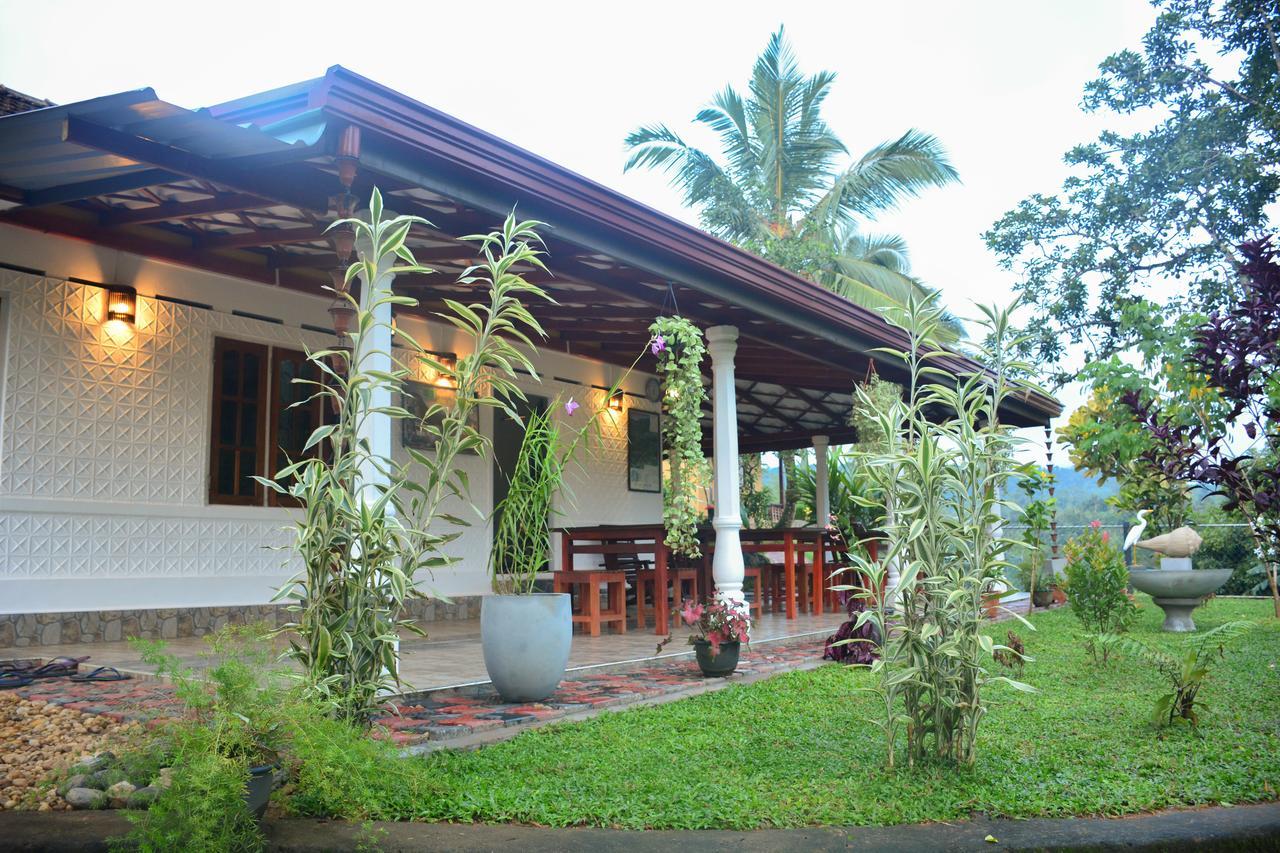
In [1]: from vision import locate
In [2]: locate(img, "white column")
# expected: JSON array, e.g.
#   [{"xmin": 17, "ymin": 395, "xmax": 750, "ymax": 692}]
[
  {"xmin": 813, "ymin": 435, "xmax": 830, "ymax": 527},
  {"xmin": 706, "ymin": 325, "xmax": 745, "ymax": 607},
  {"xmin": 353, "ymin": 242, "xmax": 397, "ymax": 500},
  {"xmin": 354, "ymin": 238, "xmax": 399, "ymax": 679}
]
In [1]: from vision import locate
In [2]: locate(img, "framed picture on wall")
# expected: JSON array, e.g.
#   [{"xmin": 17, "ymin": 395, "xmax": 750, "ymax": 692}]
[
  {"xmin": 627, "ymin": 408, "xmax": 661, "ymax": 493},
  {"xmin": 400, "ymin": 380, "xmax": 479, "ymax": 451}
]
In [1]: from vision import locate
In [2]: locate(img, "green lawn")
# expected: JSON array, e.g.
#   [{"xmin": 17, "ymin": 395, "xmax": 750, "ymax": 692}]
[{"xmin": 286, "ymin": 596, "xmax": 1280, "ymax": 829}]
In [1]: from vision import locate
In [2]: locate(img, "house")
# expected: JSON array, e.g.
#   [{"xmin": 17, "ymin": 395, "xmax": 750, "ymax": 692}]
[{"xmin": 0, "ymin": 68, "xmax": 1059, "ymax": 648}]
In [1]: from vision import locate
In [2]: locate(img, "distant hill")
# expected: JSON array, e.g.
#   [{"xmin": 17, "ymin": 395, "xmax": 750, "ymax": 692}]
[{"xmin": 1008, "ymin": 466, "xmax": 1123, "ymax": 528}]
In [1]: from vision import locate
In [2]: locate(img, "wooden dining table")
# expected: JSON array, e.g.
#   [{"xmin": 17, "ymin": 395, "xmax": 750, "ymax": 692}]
[{"xmin": 558, "ymin": 523, "xmax": 844, "ymax": 634}]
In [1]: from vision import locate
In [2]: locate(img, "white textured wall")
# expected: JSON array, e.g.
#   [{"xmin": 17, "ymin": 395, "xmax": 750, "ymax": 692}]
[{"xmin": 0, "ymin": 226, "xmax": 663, "ymax": 613}]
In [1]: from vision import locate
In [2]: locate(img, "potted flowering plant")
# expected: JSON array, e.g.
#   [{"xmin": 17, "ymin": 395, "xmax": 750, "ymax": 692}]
[{"xmin": 658, "ymin": 598, "xmax": 752, "ymax": 677}]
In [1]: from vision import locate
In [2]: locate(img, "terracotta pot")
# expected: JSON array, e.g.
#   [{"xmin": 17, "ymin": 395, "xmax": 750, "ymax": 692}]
[{"xmin": 1052, "ymin": 586, "xmax": 1068, "ymax": 605}]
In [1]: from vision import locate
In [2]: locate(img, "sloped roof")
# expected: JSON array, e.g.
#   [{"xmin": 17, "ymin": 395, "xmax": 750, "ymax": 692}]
[
  {"xmin": 0, "ymin": 85, "xmax": 52, "ymax": 117},
  {"xmin": 0, "ymin": 68, "xmax": 1061, "ymax": 438}
]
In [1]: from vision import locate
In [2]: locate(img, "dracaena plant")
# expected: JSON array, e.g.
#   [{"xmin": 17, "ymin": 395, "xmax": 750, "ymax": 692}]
[
  {"xmin": 1015, "ymin": 464, "xmax": 1056, "ymax": 608},
  {"xmin": 831, "ymin": 294, "xmax": 1038, "ymax": 768},
  {"xmin": 261, "ymin": 189, "xmax": 551, "ymax": 725},
  {"xmin": 649, "ymin": 316, "xmax": 711, "ymax": 557}
]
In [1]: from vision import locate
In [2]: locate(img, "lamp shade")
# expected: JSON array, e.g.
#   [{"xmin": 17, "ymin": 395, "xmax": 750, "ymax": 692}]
[{"xmin": 106, "ymin": 285, "xmax": 137, "ymax": 324}]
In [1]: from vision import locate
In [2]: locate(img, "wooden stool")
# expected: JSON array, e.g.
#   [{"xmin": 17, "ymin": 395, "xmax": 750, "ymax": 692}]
[
  {"xmin": 635, "ymin": 568, "xmax": 698, "ymax": 629},
  {"xmin": 554, "ymin": 570, "xmax": 627, "ymax": 636}
]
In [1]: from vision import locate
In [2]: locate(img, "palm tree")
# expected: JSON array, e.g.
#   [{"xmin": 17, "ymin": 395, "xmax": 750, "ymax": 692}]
[{"xmin": 625, "ymin": 27, "xmax": 960, "ymax": 328}]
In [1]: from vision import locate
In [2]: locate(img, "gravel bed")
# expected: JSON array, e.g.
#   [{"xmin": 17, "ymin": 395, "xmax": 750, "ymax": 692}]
[{"xmin": 0, "ymin": 692, "xmax": 140, "ymax": 811}]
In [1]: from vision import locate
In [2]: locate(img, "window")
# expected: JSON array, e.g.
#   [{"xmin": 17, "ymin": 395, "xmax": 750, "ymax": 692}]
[{"xmin": 209, "ymin": 338, "xmax": 331, "ymax": 506}]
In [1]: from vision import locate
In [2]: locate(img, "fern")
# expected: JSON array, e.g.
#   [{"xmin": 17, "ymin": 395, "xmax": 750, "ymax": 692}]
[{"xmin": 1097, "ymin": 621, "xmax": 1252, "ymax": 726}]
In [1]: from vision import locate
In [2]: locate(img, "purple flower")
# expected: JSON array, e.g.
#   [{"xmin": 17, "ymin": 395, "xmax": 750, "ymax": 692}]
[
  {"xmin": 650, "ymin": 334, "xmax": 666, "ymax": 355},
  {"xmin": 564, "ymin": 398, "xmax": 579, "ymax": 416}
]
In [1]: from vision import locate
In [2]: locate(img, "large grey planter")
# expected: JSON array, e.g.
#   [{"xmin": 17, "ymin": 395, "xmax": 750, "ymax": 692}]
[
  {"xmin": 1129, "ymin": 568, "xmax": 1232, "ymax": 632},
  {"xmin": 481, "ymin": 593, "xmax": 572, "ymax": 702}
]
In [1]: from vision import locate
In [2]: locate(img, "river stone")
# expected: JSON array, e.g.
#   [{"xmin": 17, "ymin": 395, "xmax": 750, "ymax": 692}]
[
  {"xmin": 64, "ymin": 787, "xmax": 107, "ymax": 810},
  {"xmin": 85, "ymin": 768, "xmax": 126, "ymax": 790},
  {"xmin": 126, "ymin": 786, "xmax": 159, "ymax": 809},
  {"xmin": 80, "ymin": 752, "xmax": 116, "ymax": 774},
  {"xmin": 106, "ymin": 780, "xmax": 136, "ymax": 808},
  {"xmin": 57, "ymin": 774, "xmax": 87, "ymax": 796}
]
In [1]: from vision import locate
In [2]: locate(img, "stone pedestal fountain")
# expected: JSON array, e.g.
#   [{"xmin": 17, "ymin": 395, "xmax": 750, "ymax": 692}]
[{"xmin": 1126, "ymin": 526, "xmax": 1231, "ymax": 632}]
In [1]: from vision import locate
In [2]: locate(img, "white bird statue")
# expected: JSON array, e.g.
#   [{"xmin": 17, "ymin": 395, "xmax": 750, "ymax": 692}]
[{"xmin": 1123, "ymin": 510, "xmax": 1151, "ymax": 553}]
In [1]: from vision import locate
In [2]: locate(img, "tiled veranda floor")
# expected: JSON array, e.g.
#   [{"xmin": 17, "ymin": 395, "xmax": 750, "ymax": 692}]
[
  {"xmin": 7, "ymin": 597, "xmax": 1039, "ymax": 749},
  {"xmin": 25, "ymin": 609, "xmax": 849, "ymax": 693}
]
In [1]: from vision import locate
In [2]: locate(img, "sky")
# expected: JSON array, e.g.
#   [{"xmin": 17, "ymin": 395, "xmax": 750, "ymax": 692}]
[{"xmin": 0, "ymin": 0, "xmax": 1161, "ymax": 464}]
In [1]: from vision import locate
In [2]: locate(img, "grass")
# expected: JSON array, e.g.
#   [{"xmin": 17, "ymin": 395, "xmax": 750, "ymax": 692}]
[{"xmin": 285, "ymin": 596, "xmax": 1280, "ymax": 829}]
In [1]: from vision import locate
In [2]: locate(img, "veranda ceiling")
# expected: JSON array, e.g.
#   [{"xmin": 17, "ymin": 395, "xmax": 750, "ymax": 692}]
[{"xmin": 0, "ymin": 67, "xmax": 1060, "ymax": 451}]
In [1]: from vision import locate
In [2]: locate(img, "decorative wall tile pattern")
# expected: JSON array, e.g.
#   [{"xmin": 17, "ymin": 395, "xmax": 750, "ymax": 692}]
[{"xmin": 0, "ymin": 271, "xmax": 327, "ymax": 593}]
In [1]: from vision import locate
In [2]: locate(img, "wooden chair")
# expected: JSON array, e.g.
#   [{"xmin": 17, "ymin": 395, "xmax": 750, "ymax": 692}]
[
  {"xmin": 554, "ymin": 570, "xmax": 627, "ymax": 636},
  {"xmin": 634, "ymin": 567, "xmax": 698, "ymax": 630}
]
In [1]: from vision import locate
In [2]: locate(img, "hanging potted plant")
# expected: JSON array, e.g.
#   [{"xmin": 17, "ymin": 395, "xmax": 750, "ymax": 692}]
[{"xmin": 648, "ymin": 316, "xmax": 711, "ymax": 559}]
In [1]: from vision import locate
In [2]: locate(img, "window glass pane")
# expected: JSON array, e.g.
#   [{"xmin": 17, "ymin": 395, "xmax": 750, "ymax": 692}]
[
  {"xmin": 239, "ymin": 451, "xmax": 256, "ymax": 496},
  {"xmin": 243, "ymin": 352, "xmax": 260, "ymax": 398},
  {"xmin": 240, "ymin": 403, "xmax": 258, "ymax": 448},
  {"xmin": 219, "ymin": 402, "xmax": 238, "ymax": 445},
  {"xmin": 217, "ymin": 449, "xmax": 235, "ymax": 495},
  {"xmin": 221, "ymin": 350, "xmax": 240, "ymax": 396}
]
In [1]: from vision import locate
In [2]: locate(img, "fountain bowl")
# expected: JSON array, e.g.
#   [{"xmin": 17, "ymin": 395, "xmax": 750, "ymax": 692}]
[{"xmin": 1128, "ymin": 568, "xmax": 1232, "ymax": 632}]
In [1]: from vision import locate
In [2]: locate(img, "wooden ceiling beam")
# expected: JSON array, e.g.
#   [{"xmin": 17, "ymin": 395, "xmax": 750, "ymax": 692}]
[
  {"xmin": 0, "ymin": 206, "xmax": 323, "ymax": 294},
  {"xmin": 199, "ymin": 224, "xmax": 330, "ymax": 251},
  {"xmin": 100, "ymin": 193, "xmax": 270, "ymax": 227}
]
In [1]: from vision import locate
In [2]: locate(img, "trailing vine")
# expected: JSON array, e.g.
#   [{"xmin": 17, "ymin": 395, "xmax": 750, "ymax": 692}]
[{"xmin": 649, "ymin": 316, "xmax": 710, "ymax": 557}]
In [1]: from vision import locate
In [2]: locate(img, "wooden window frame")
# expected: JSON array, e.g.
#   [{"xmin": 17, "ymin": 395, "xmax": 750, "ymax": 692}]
[{"xmin": 209, "ymin": 337, "xmax": 269, "ymax": 506}]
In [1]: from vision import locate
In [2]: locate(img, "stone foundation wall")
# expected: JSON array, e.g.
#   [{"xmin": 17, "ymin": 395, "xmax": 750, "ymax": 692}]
[{"xmin": 0, "ymin": 596, "xmax": 482, "ymax": 649}]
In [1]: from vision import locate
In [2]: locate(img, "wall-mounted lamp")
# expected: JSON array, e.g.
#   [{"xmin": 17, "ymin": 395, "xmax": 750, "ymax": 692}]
[
  {"xmin": 426, "ymin": 351, "xmax": 458, "ymax": 389},
  {"xmin": 105, "ymin": 285, "xmax": 137, "ymax": 325},
  {"xmin": 608, "ymin": 389, "xmax": 625, "ymax": 411}
]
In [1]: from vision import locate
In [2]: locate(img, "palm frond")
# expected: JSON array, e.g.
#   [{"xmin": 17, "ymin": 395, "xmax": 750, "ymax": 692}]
[
  {"xmin": 810, "ymin": 130, "xmax": 960, "ymax": 228},
  {"xmin": 623, "ymin": 123, "xmax": 758, "ymax": 240}
]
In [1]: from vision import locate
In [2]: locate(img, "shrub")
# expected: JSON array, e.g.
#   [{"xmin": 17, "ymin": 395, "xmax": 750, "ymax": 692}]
[
  {"xmin": 1062, "ymin": 523, "xmax": 1135, "ymax": 662},
  {"xmin": 261, "ymin": 197, "xmax": 553, "ymax": 723},
  {"xmin": 115, "ymin": 627, "xmax": 288, "ymax": 852}
]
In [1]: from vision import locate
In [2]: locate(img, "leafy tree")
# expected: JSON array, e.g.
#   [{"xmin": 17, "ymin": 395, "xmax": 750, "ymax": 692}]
[
  {"xmin": 625, "ymin": 27, "xmax": 960, "ymax": 327},
  {"xmin": 985, "ymin": 0, "xmax": 1280, "ymax": 385},
  {"xmin": 1123, "ymin": 239, "xmax": 1280, "ymax": 617}
]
